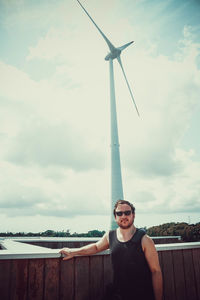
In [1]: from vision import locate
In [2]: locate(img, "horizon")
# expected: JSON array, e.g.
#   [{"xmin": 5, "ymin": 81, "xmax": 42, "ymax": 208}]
[{"xmin": 1, "ymin": 219, "xmax": 199, "ymax": 235}]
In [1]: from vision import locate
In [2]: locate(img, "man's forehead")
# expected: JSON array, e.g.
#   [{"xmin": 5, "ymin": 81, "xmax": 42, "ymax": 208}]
[{"xmin": 116, "ymin": 203, "xmax": 131, "ymax": 210}]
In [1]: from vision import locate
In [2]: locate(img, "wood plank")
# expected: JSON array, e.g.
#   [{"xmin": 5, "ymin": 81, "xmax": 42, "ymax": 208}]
[
  {"xmin": 9, "ymin": 259, "xmax": 28, "ymax": 300},
  {"xmin": 56, "ymin": 242, "xmax": 63, "ymax": 249},
  {"xmin": 45, "ymin": 242, "xmax": 52, "ymax": 249},
  {"xmin": 50, "ymin": 242, "xmax": 56, "ymax": 249},
  {"xmin": 90, "ymin": 255, "xmax": 104, "ymax": 300},
  {"xmin": 183, "ymin": 249, "xmax": 198, "ymax": 300},
  {"xmin": 44, "ymin": 258, "xmax": 60, "ymax": 300},
  {"xmin": 158, "ymin": 251, "xmax": 163, "ymax": 269},
  {"xmin": 0, "ymin": 259, "xmax": 11, "ymax": 300},
  {"xmin": 157, "ymin": 251, "xmax": 165, "ymax": 300},
  {"xmin": 28, "ymin": 258, "xmax": 44, "ymax": 300},
  {"xmin": 103, "ymin": 254, "xmax": 113, "ymax": 295},
  {"xmin": 172, "ymin": 250, "xmax": 186, "ymax": 300},
  {"xmin": 74, "ymin": 256, "xmax": 90, "ymax": 300},
  {"xmin": 161, "ymin": 250, "xmax": 176, "ymax": 300},
  {"xmin": 60, "ymin": 258, "xmax": 74, "ymax": 300},
  {"xmin": 192, "ymin": 248, "xmax": 200, "ymax": 300}
]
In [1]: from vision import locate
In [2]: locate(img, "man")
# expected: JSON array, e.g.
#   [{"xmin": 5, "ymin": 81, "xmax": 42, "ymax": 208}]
[{"xmin": 59, "ymin": 200, "xmax": 163, "ymax": 300}]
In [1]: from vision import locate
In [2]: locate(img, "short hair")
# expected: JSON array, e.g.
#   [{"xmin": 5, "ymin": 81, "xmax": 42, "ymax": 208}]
[{"xmin": 113, "ymin": 199, "xmax": 135, "ymax": 216}]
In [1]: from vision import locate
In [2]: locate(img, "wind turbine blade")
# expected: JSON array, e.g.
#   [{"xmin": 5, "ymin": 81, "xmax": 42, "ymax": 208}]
[
  {"xmin": 118, "ymin": 41, "xmax": 134, "ymax": 52},
  {"xmin": 77, "ymin": 0, "xmax": 115, "ymax": 52},
  {"xmin": 117, "ymin": 56, "xmax": 140, "ymax": 116}
]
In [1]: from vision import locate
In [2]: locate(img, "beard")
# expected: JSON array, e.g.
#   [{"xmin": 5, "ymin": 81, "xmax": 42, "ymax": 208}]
[{"xmin": 117, "ymin": 218, "xmax": 134, "ymax": 229}]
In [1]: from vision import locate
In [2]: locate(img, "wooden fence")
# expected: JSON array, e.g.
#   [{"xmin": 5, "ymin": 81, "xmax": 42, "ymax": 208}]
[{"xmin": 0, "ymin": 241, "xmax": 199, "ymax": 300}]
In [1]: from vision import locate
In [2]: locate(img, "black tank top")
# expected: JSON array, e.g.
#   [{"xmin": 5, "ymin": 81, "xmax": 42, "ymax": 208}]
[{"xmin": 109, "ymin": 228, "xmax": 155, "ymax": 300}]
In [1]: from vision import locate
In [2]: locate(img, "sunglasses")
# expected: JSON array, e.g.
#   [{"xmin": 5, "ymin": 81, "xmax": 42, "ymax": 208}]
[{"xmin": 115, "ymin": 210, "xmax": 132, "ymax": 216}]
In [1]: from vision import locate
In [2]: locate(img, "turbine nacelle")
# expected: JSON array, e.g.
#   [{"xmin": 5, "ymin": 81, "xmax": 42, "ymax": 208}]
[
  {"xmin": 105, "ymin": 48, "xmax": 121, "ymax": 61},
  {"xmin": 104, "ymin": 41, "xmax": 134, "ymax": 61}
]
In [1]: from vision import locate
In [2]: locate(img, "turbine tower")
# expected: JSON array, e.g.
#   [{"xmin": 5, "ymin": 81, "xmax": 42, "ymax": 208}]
[{"xmin": 77, "ymin": 0, "xmax": 139, "ymax": 229}]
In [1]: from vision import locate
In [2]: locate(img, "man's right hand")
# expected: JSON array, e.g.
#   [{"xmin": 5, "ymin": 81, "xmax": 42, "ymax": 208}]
[{"xmin": 59, "ymin": 248, "xmax": 75, "ymax": 261}]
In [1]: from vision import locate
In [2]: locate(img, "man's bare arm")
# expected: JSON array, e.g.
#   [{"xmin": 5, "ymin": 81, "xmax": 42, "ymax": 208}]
[
  {"xmin": 142, "ymin": 235, "xmax": 163, "ymax": 300},
  {"xmin": 59, "ymin": 233, "xmax": 109, "ymax": 261}
]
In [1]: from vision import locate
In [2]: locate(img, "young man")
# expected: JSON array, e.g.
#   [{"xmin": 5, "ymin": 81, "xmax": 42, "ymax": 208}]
[{"xmin": 59, "ymin": 200, "xmax": 163, "ymax": 300}]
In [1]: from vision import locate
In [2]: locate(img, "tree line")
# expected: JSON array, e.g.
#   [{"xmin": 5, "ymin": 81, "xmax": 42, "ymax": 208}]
[
  {"xmin": 1, "ymin": 222, "xmax": 199, "ymax": 242},
  {"xmin": 0, "ymin": 229, "xmax": 106, "ymax": 238},
  {"xmin": 146, "ymin": 222, "xmax": 200, "ymax": 242}
]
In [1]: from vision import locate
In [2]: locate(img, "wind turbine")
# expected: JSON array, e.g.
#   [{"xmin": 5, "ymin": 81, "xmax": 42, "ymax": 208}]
[{"xmin": 77, "ymin": 0, "xmax": 139, "ymax": 229}]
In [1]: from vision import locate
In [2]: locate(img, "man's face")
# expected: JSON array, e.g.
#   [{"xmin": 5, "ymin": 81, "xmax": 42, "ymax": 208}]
[{"xmin": 115, "ymin": 203, "xmax": 135, "ymax": 229}]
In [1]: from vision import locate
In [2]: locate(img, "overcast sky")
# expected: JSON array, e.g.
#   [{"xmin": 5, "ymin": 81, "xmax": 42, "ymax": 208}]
[{"xmin": 0, "ymin": 0, "xmax": 200, "ymax": 234}]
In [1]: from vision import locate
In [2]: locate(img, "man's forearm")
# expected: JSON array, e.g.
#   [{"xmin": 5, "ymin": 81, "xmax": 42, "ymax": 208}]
[
  {"xmin": 60, "ymin": 234, "xmax": 109, "ymax": 260},
  {"xmin": 152, "ymin": 270, "xmax": 163, "ymax": 300},
  {"xmin": 60, "ymin": 243, "xmax": 99, "ymax": 260},
  {"xmin": 70, "ymin": 243, "xmax": 98, "ymax": 256}
]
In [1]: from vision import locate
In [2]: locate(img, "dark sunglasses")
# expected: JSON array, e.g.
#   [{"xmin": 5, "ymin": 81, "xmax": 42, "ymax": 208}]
[{"xmin": 115, "ymin": 210, "xmax": 132, "ymax": 216}]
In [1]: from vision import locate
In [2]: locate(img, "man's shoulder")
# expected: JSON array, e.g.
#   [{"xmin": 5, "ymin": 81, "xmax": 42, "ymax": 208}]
[
  {"xmin": 107, "ymin": 229, "xmax": 116, "ymax": 243},
  {"xmin": 96, "ymin": 232, "xmax": 110, "ymax": 251},
  {"xmin": 136, "ymin": 228, "xmax": 146, "ymax": 239},
  {"xmin": 141, "ymin": 233, "xmax": 155, "ymax": 249},
  {"xmin": 137, "ymin": 228, "xmax": 146, "ymax": 234}
]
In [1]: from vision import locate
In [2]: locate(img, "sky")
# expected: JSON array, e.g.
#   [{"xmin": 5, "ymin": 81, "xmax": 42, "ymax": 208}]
[{"xmin": 0, "ymin": 0, "xmax": 200, "ymax": 234}]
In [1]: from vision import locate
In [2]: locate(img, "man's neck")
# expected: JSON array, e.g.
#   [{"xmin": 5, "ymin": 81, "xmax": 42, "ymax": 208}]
[{"xmin": 117, "ymin": 225, "xmax": 136, "ymax": 242}]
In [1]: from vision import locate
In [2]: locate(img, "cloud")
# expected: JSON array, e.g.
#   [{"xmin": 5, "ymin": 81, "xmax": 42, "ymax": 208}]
[
  {"xmin": 0, "ymin": 60, "xmax": 108, "ymax": 170},
  {"xmin": 0, "ymin": 161, "xmax": 109, "ymax": 217},
  {"xmin": 115, "ymin": 28, "xmax": 200, "ymax": 178},
  {"xmin": 124, "ymin": 148, "xmax": 200, "ymax": 214},
  {"xmin": 0, "ymin": 0, "xmax": 75, "ymax": 31},
  {"xmin": 5, "ymin": 122, "xmax": 104, "ymax": 170}
]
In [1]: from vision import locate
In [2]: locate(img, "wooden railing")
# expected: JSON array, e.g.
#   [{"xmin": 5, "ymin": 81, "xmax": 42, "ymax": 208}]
[
  {"xmin": 0, "ymin": 239, "xmax": 199, "ymax": 300},
  {"xmin": 158, "ymin": 245, "xmax": 200, "ymax": 300}
]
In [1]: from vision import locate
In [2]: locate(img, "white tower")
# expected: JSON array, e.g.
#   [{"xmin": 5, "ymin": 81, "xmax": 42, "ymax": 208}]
[{"xmin": 109, "ymin": 59, "xmax": 124, "ymax": 229}]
